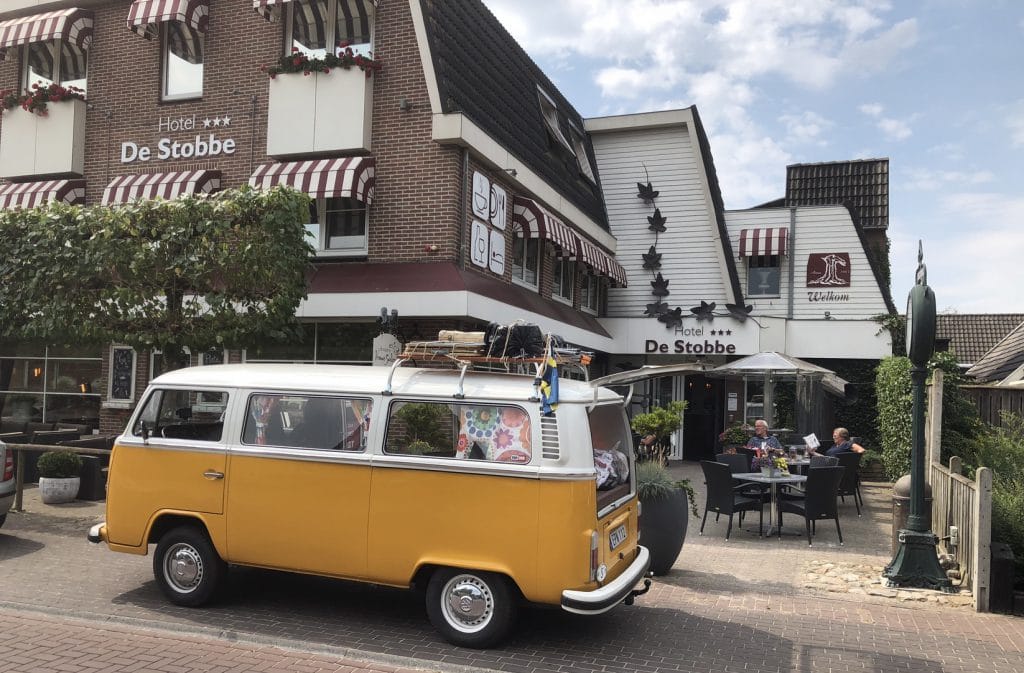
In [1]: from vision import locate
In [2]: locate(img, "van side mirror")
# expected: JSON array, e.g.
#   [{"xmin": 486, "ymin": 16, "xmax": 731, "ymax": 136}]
[{"xmin": 139, "ymin": 421, "xmax": 150, "ymax": 443}]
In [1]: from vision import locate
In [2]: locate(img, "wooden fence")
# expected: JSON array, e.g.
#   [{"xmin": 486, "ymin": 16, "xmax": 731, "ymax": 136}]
[
  {"xmin": 926, "ymin": 370, "xmax": 994, "ymax": 611},
  {"xmin": 961, "ymin": 385, "xmax": 1024, "ymax": 428}
]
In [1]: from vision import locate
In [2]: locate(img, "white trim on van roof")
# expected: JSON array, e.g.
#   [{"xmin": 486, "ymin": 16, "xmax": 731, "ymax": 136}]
[{"xmin": 150, "ymin": 363, "xmax": 622, "ymax": 404}]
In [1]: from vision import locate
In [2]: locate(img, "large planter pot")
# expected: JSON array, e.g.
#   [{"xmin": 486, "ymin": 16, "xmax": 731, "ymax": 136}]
[
  {"xmin": 266, "ymin": 68, "xmax": 373, "ymax": 157},
  {"xmin": 38, "ymin": 476, "xmax": 80, "ymax": 504},
  {"xmin": 0, "ymin": 98, "xmax": 86, "ymax": 178},
  {"xmin": 639, "ymin": 488, "xmax": 690, "ymax": 575}
]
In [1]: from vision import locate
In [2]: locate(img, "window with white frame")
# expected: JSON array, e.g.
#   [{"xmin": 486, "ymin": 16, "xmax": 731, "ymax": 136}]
[
  {"xmin": 304, "ymin": 197, "xmax": 368, "ymax": 256},
  {"xmin": 747, "ymin": 255, "xmax": 781, "ymax": 296},
  {"xmin": 511, "ymin": 229, "xmax": 540, "ymax": 288},
  {"xmin": 581, "ymin": 270, "xmax": 603, "ymax": 314},
  {"xmin": 537, "ymin": 87, "xmax": 574, "ymax": 154},
  {"xmin": 162, "ymin": 21, "xmax": 204, "ymax": 100},
  {"xmin": 22, "ymin": 40, "xmax": 88, "ymax": 93},
  {"xmin": 287, "ymin": 0, "xmax": 375, "ymax": 58},
  {"xmin": 567, "ymin": 124, "xmax": 595, "ymax": 182},
  {"xmin": 553, "ymin": 258, "xmax": 575, "ymax": 303}
]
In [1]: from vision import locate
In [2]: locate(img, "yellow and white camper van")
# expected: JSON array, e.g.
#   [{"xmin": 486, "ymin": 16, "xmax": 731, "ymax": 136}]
[{"xmin": 89, "ymin": 363, "xmax": 649, "ymax": 647}]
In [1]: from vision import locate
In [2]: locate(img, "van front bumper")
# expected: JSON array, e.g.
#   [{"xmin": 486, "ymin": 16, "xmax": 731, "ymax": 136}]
[
  {"xmin": 87, "ymin": 522, "xmax": 107, "ymax": 544},
  {"xmin": 561, "ymin": 545, "xmax": 651, "ymax": 615}
]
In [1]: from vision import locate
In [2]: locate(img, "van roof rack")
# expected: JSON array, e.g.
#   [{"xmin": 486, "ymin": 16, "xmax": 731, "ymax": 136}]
[{"xmin": 383, "ymin": 338, "xmax": 592, "ymax": 400}]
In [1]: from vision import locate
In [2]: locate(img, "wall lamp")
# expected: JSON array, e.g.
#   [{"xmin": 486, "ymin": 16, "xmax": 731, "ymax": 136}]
[{"xmin": 398, "ymin": 97, "xmax": 414, "ymax": 111}]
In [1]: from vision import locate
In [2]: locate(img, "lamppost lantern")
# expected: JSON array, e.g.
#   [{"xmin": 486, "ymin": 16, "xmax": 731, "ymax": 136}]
[
  {"xmin": 883, "ymin": 241, "xmax": 954, "ymax": 593},
  {"xmin": 905, "ymin": 242, "xmax": 936, "ymax": 365}
]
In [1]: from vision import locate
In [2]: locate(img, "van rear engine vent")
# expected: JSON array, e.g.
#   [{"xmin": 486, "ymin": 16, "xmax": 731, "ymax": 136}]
[{"xmin": 540, "ymin": 415, "xmax": 559, "ymax": 459}]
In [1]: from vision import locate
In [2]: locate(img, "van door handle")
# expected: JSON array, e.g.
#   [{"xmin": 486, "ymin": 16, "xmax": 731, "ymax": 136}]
[{"xmin": 202, "ymin": 470, "xmax": 225, "ymax": 480}]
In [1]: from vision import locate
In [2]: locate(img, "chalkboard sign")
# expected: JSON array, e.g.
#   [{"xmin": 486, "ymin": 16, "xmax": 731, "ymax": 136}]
[
  {"xmin": 202, "ymin": 349, "xmax": 225, "ymax": 366},
  {"xmin": 110, "ymin": 347, "xmax": 135, "ymax": 401}
]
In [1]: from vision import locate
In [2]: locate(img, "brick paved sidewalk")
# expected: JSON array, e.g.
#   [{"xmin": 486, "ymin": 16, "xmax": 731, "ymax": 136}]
[
  {"xmin": 0, "ymin": 608, "xmax": 438, "ymax": 673},
  {"xmin": 666, "ymin": 460, "xmax": 977, "ymax": 609}
]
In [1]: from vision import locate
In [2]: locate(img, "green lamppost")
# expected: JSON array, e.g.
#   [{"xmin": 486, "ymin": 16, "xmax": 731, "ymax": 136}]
[{"xmin": 883, "ymin": 242, "xmax": 954, "ymax": 592}]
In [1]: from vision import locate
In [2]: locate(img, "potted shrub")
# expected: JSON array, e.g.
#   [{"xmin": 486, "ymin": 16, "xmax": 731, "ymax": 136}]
[
  {"xmin": 718, "ymin": 422, "xmax": 750, "ymax": 452},
  {"xmin": 635, "ymin": 461, "xmax": 698, "ymax": 575},
  {"xmin": 630, "ymin": 401, "xmax": 687, "ymax": 462},
  {"xmin": 36, "ymin": 450, "xmax": 82, "ymax": 504}
]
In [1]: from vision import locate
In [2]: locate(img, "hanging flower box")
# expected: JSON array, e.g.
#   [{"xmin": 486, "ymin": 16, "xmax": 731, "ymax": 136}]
[
  {"xmin": 264, "ymin": 50, "xmax": 377, "ymax": 157},
  {"xmin": 0, "ymin": 97, "xmax": 86, "ymax": 178}
]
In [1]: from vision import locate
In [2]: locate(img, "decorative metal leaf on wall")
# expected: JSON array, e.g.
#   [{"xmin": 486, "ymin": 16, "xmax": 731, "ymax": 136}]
[
  {"xmin": 690, "ymin": 300, "xmax": 716, "ymax": 321},
  {"xmin": 636, "ymin": 181, "xmax": 660, "ymax": 202},
  {"xmin": 647, "ymin": 208, "xmax": 667, "ymax": 233},
  {"xmin": 651, "ymin": 273, "xmax": 670, "ymax": 297},
  {"xmin": 725, "ymin": 303, "xmax": 754, "ymax": 322},
  {"xmin": 642, "ymin": 246, "xmax": 662, "ymax": 270},
  {"xmin": 644, "ymin": 301, "xmax": 669, "ymax": 317},
  {"xmin": 657, "ymin": 306, "xmax": 684, "ymax": 329}
]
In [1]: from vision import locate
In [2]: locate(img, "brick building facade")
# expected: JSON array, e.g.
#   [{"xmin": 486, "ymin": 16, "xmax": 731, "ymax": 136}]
[{"xmin": 0, "ymin": 0, "xmax": 626, "ymax": 434}]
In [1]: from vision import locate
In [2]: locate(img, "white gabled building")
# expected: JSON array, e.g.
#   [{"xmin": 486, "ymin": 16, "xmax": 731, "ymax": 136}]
[{"xmin": 587, "ymin": 108, "xmax": 896, "ymax": 458}]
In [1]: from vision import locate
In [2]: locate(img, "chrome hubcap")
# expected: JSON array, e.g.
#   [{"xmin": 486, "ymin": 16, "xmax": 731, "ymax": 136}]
[
  {"xmin": 164, "ymin": 543, "xmax": 203, "ymax": 593},
  {"xmin": 442, "ymin": 574, "xmax": 493, "ymax": 632}
]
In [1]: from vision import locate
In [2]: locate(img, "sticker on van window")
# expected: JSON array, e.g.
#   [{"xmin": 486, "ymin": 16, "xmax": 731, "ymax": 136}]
[{"xmin": 456, "ymin": 405, "xmax": 532, "ymax": 463}]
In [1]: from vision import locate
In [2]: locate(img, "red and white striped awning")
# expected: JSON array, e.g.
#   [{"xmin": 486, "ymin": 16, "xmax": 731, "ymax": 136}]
[
  {"xmin": 249, "ymin": 157, "xmax": 376, "ymax": 204},
  {"xmin": 0, "ymin": 8, "xmax": 93, "ymax": 61},
  {"xmin": 738, "ymin": 227, "xmax": 788, "ymax": 257},
  {"xmin": 101, "ymin": 170, "xmax": 221, "ymax": 205},
  {"xmin": 511, "ymin": 197, "xmax": 578, "ymax": 259},
  {"xmin": 0, "ymin": 180, "xmax": 85, "ymax": 210},
  {"xmin": 127, "ymin": 0, "xmax": 209, "ymax": 39},
  {"xmin": 253, "ymin": 0, "xmax": 377, "ymax": 32},
  {"xmin": 577, "ymin": 236, "xmax": 627, "ymax": 287}
]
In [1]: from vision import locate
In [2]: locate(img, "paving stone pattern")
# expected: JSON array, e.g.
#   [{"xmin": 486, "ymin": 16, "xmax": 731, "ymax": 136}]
[{"xmin": 1, "ymin": 478, "xmax": 1022, "ymax": 673}]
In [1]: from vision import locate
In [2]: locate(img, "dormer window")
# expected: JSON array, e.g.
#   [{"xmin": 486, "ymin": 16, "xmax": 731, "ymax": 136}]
[
  {"xmin": 567, "ymin": 124, "xmax": 595, "ymax": 182},
  {"xmin": 287, "ymin": 0, "xmax": 375, "ymax": 58},
  {"xmin": 537, "ymin": 87, "xmax": 574, "ymax": 154}
]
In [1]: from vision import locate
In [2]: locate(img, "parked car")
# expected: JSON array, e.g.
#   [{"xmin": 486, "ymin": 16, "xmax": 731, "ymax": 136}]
[{"xmin": 1, "ymin": 439, "xmax": 14, "ymax": 528}]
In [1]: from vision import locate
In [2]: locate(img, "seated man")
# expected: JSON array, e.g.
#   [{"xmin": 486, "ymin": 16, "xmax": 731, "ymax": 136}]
[{"xmin": 746, "ymin": 419, "xmax": 782, "ymax": 453}]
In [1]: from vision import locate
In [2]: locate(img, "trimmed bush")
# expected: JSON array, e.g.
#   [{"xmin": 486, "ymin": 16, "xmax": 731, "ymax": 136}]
[
  {"xmin": 876, "ymin": 356, "xmax": 913, "ymax": 480},
  {"xmin": 36, "ymin": 450, "xmax": 83, "ymax": 479}
]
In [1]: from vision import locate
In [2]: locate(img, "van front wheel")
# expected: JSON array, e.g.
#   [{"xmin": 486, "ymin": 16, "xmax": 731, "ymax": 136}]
[
  {"xmin": 426, "ymin": 568, "xmax": 516, "ymax": 648},
  {"xmin": 153, "ymin": 525, "xmax": 225, "ymax": 607}
]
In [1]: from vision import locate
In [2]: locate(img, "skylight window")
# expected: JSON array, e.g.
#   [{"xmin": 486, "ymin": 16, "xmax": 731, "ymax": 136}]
[{"xmin": 568, "ymin": 124, "xmax": 596, "ymax": 182}]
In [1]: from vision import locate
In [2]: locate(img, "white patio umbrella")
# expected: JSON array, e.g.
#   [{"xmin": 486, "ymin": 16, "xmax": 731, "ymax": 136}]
[{"xmin": 707, "ymin": 352, "xmax": 850, "ymax": 429}]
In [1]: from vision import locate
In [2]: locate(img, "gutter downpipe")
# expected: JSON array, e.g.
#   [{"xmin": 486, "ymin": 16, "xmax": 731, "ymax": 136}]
[
  {"xmin": 458, "ymin": 148, "xmax": 469, "ymax": 269},
  {"xmin": 787, "ymin": 207, "xmax": 796, "ymax": 320}
]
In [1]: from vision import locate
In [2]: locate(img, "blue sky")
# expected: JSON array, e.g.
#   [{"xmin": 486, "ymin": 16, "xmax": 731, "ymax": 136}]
[{"xmin": 482, "ymin": 0, "xmax": 1024, "ymax": 314}]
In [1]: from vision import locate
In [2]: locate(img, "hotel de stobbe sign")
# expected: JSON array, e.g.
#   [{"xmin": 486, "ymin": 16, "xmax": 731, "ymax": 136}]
[
  {"xmin": 640, "ymin": 317, "xmax": 759, "ymax": 356},
  {"xmin": 120, "ymin": 114, "xmax": 239, "ymax": 163}
]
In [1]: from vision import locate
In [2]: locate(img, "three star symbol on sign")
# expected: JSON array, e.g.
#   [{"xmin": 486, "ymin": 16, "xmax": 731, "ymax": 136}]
[
  {"xmin": 202, "ymin": 116, "xmax": 232, "ymax": 128},
  {"xmin": 707, "ymin": 329, "xmax": 733, "ymax": 336}
]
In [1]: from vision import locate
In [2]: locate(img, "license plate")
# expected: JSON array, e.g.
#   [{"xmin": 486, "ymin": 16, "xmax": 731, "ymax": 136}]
[{"xmin": 609, "ymin": 524, "xmax": 627, "ymax": 551}]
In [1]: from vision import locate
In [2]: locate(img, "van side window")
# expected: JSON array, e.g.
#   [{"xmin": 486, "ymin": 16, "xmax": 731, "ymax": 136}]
[
  {"xmin": 242, "ymin": 394, "xmax": 371, "ymax": 452},
  {"xmin": 384, "ymin": 402, "xmax": 533, "ymax": 464},
  {"xmin": 132, "ymin": 389, "xmax": 227, "ymax": 442}
]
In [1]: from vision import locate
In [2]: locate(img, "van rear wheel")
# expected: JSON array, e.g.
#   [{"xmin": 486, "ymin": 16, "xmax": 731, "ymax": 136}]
[
  {"xmin": 426, "ymin": 568, "xmax": 516, "ymax": 648},
  {"xmin": 153, "ymin": 525, "xmax": 225, "ymax": 607}
]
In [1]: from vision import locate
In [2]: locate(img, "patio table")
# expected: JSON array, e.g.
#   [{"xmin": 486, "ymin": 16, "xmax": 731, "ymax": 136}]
[{"xmin": 734, "ymin": 471, "xmax": 807, "ymax": 537}]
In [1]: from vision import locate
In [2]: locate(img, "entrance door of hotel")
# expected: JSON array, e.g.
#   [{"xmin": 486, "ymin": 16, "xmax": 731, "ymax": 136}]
[{"xmin": 683, "ymin": 374, "xmax": 720, "ymax": 461}]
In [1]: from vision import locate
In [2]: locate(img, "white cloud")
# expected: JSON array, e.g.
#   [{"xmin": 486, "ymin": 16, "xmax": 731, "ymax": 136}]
[
  {"xmin": 892, "ymin": 193, "xmax": 1024, "ymax": 312},
  {"xmin": 1007, "ymin": 99, "xmax": 1024, "ymax": 147},
  {"xmin": 779, "ymin": 110, "xmax": 833, "ymax": 145},
  {"xmin": 859, "ymin": 102, "xmax": 913, "ymax": 140},
  {"xmin": 903, "ymin": 168, "xmax": 994, "ymax": 191}
]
